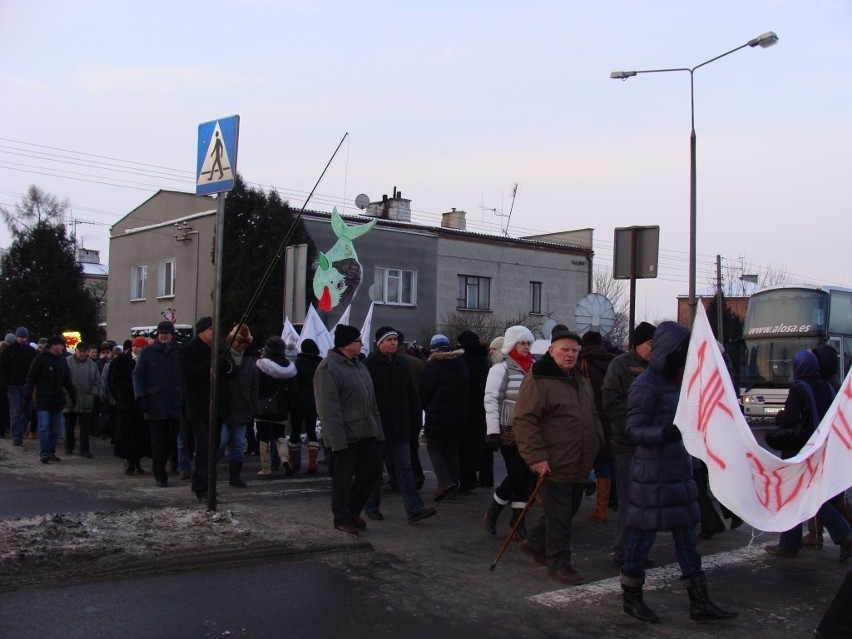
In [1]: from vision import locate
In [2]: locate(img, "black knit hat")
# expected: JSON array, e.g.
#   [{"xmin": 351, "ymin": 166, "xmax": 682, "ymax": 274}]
[
  {"xmin": 301, "ymin": 338, "xmax": 320, "ymax": 355},
  {"xmin": 156, "ymin": 320, "xmax": 176, "ymax": 334},
  {"xmin": 374, "ymin": 325, "xmax": 398, "ymax": 346},
  {"xmin": 263, "ymin": 336, "xmax": 286, "ymax": 357},
  {"xmin": 194, "ymin": 316, "xmax": 213, "ymax": 334},
  {"xmin": 632, "ymin": 322, "xmax": 656, "ymax": 347},
  {"xmin": 581, "ymin": 331, "xmax": 602, "ymax": 347},
  {"xmin": 334, "ymin": 324, "xmax": 361, "ymax": 349}
]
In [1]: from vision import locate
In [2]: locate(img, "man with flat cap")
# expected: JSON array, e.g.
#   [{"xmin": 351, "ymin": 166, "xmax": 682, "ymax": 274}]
[
  {"xmin": 133, "ymin": 320, "xmax": 183, "ymax": 488},
  {"xmin": 314, "ymin": 324, "xmax": 384, "ymax": 534},
  {"xmin": 602, "ymin": 321, "xmax": 655, "ymax": 567},
  {"xmin": 513, "ymin": 329, "xmax": 603, "ymax": 586}
]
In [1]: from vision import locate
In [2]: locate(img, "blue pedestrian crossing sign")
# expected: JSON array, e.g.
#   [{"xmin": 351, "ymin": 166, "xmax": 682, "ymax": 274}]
[{"xmin": 196, "ymin": 115, "xmax": 240, "ymax": 195}]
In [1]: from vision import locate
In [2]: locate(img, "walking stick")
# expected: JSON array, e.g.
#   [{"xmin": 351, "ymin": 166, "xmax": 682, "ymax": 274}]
[{"xmin": 489, "ymin": 470, "xmax": 548, "ymax": 572}]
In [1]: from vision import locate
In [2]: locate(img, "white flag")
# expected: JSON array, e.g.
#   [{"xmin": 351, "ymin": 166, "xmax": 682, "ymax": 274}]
[
  {"xmin": 675, "ymin": 303, "xmax": 852, "ymax": 531},
  {"xmin": 359, "ymin": 302, "xmax": 375, "ymax": 356},
  {"xmin": 329, "ymin": 305, "xmax": 352, "ymax": 338},
  {"xmin": 298, "ymin": 304, "xmax": 333, "ymax": 357},
  {"xmin": 281, "ymin": 317, "xmax": 300, "ymax": 348}
]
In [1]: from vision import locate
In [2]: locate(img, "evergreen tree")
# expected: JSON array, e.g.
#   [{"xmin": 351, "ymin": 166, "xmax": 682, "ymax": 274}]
[
  {"xmin": 0, "ymin": 186, "xmax": 98, "ymax": 341},
  {"xmin": 221, "ymin": 175, "xmax": 313, "ymax": 343}
]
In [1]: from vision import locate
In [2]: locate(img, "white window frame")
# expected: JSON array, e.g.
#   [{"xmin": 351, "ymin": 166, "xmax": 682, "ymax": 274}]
[
  {"xmin": 530, "ymin": 281, "xmax": 543, "ymax": 314},
  {"xmin": 131, "ymin": 264, "xmax": 147, "ymax": 301},
  {"xmin": 374, "ymin": 267, "xmax": 417, "ymax": 306},
  {"xmin": 158, "ymin": 258, "xmax": 176, "ymax": 298},
  {"xmin": 456, "ymin": 275, "xmax": 491, "ymax": 310}
]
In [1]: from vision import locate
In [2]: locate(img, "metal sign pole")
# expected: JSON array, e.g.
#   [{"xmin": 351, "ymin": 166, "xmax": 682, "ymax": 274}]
[{"xmin": 207, "ymin": 192, "xmax": 227, "ymax": 511}]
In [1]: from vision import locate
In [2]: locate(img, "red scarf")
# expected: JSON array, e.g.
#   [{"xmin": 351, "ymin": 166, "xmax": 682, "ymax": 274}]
[{"xmin": 509, "ymin": 349, "xmax": 533, "ymax": 373}]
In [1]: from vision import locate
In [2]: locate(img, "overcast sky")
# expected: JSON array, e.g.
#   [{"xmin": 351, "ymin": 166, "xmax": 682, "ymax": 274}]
[{"xmin": 2, "ymin": 0, "xmax": 850, "ymax": 325}]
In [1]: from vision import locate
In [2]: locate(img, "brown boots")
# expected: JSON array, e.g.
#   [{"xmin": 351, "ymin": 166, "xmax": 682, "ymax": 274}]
[
  {"xmin": 307, "ymin": 442, "xmax": 319, "ymax": 474},
  {"xmin": 588, "ymin": 478, "xmax": 611, "ymax": 522}
]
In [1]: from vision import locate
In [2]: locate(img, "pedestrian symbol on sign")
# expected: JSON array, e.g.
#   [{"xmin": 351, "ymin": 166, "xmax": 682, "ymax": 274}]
[{"xmin": 197, "ymin": 122, "xmax": 233, "ymax": 185}]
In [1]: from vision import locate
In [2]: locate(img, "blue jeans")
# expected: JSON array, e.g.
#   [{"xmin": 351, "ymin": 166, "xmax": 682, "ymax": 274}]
[
  {"xmin": 219, "ymin": 422, "xmax": 247, "ymax": 462},
  {"xmin": 779, "ymin": 501, "xmax": 852, "ymax": 552},
  {"xmin": 366, "ymin": 442, "xmax": 426, "ymax": 516},
  {"xmin": 623, "ymin": 525, "xmax": 702, "ymax": 579},
  {"xmin": 37, "ymin": 410, "xmax": 63, "ymax": 458},
  {"xmin": 7, "ymin": 386, "xmax": 29, "ymax": 440}
]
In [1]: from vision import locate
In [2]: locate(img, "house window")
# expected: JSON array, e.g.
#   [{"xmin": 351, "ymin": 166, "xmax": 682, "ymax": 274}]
[
  {"xmin": 457, "ymin": 275, "xmax": 491, "ymax": 310},
  {"xmin": 530, "ymin": 281, "xmax": 542, "ymax": 314},
  {"xmin": 131, "ymin": 264, "xmax": 147, "ymax": 301},
  {"xmin": 374, "ymin": 267, "xmax": 416, "ymax": 305},
  {"xmin": 158, "ymin": 259, "xmax": 176, "ymax": 298}
]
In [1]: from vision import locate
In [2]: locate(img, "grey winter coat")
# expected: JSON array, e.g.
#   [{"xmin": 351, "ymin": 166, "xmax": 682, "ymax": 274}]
[
  {"xmin": 314, "ymin": 348, "xmax": 383, "ymax": 452},
  {"xmin": 66, "ymin": 355, "xmax": 101, "ymax": 413},
  {"xmin": 221, "ymin": 350, "xmax": 258, "ymax": 425},
  {"xmin": 624, "ymin": 321, "xmax": 699, "ymax": 531},
  {"xmin": 602, "ymin": 349, "xmax": 649, "ymax": 454}
]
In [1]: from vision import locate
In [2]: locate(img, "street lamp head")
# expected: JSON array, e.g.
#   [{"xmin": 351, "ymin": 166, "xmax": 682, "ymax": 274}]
[
  {"xmin": 748, "ymin": 31, "xmax": 779, "ymax": 48},
  {"xmin": 610, "ymin": 71, "xmax": 637, "ymax": 80}
]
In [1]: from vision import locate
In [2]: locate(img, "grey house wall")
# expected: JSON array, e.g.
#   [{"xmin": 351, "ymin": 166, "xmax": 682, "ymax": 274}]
[
  {"xmin": 108, "ymin": 197, "xmax": 217, "ymax": 341},
  {"xmin": 436, "ymin": 237, "xmax": 591, "ymax": 336},
  {"xmin": 298, "ymin": 216, "xmax": 439, "ymax": 347}
]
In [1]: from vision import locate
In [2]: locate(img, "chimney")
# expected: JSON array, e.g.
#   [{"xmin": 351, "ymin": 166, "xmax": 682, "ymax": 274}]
[{"xmin": 441, "ymin": 208, "xmax": 466, "ymax": 230}]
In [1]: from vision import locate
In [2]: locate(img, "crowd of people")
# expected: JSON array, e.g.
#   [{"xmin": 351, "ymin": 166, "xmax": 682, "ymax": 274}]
[{"xmin": 2, "ymin": 317, "xmax": 850, "ymax": 631}]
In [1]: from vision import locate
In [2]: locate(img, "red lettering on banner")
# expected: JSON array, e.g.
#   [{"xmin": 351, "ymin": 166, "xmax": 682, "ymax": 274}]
[
  {"xmin": 747, "ymin": 452, "xmax": 772, "ymax": 509},
  {"xmin": 686, "ymin": 341, "xmax": 734, "ymax": 469},
  {"xmin": 832, "ymin": 407, "xmax": 852, "ymax": 450}
]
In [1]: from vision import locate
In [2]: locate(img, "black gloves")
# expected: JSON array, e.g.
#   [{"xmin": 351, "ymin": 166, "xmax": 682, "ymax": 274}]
[
  {"xmin": 663, "ymin": 423, "xmax": 682, "ymax": 443},
  {"xmin": 485, "ymin": 434, "xmax": 501, "ymax": 451}
]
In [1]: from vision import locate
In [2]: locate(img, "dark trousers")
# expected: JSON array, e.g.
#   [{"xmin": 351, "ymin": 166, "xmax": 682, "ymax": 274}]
[
  {"xmin": 495, "ymin": 444, "xmax": 533, "ymax": 507},
  {"xmin": 290, "ymin": 405, "xmax": 318, "ymax": 444},
  {"xmin": 189, "ymin": 418, "xmax": 218, "ymax": 494},
  {"xmin": 458, "ymin": 422, "xmax": 482, "ymax": 491},
  {"xmin": 694, "ymin": 460, "xmax": 725, "ymax": 535},
  {"xmin": 148, "ymin": 418, "xmax": 179, "ymax": 484},
  {"xmin": 328, "ymin": 438, "xmax": 383, "ymax": 527},
  {"xmin": 64, "ymin": 412, "xmax": 93, "ymax": 454},
  {"xmin": 817, "ymin": 567, "xmax": 852, "ymax": 638},
  {"xmin": 623, "ymin": 525, "xmax": 701, "ymax": 579},
  {"xmin": 613, "ymin": 450, "xmax": 633, "ymax": 561},
  {"xmin": 526, "ymin": 481, "xmax": 586, "ymax": 570}
]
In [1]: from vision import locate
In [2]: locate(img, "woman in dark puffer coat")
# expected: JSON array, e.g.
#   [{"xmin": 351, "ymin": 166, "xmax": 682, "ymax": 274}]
[{"xmin": 619, "ymin": 321, "xmax": 737, "ymax": 625}]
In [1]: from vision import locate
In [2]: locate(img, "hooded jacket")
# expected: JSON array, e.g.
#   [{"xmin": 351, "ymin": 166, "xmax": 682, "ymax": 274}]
[
  {"xmin": 512, "ymin": 351, "xmax": 603, "ymax": 484},
  {"xmin": 774, "ymin": 349, "xmax": 835, "ymax": 458},
  {"xmin": 420, "ymin": 349, "xmax": 469, "ymax": 438},
  {"xmin": 624, "ymin": 321, "xmax": 698, "ymax": 531}
]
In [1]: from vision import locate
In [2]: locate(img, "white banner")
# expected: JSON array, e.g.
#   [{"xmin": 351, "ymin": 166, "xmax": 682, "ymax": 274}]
[
  {"xmin": 674, "ymin": 303, "xmax": 852, "ymax": 532},
  {"xmin": 298, "ymin": 304, "xmax": 333, "ymax": 356},
  {"xmin": 281, "ymin": 317, "xmax": 300, "ymax": 348},
  {"xmin": 359, "ymin": 302, "xmax": 375, "ymax": 357}
]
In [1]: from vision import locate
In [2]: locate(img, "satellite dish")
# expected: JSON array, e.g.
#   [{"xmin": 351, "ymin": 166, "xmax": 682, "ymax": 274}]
[
  {"xmin": 574, "ymin": 293, "xmax": 616, "ymax": 336},
  {"xmin": 355, "ymin": 194, "xmax": 371, "ymax": 210},
  {"xmin": 541, "ymin": 318, "xmax": 557, "ymax": 339}
]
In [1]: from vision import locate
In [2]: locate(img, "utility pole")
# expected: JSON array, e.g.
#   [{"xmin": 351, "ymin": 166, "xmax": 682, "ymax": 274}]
[{"xmin": 716, "ymin": 254, "xmax": 724, "ymax": 344}]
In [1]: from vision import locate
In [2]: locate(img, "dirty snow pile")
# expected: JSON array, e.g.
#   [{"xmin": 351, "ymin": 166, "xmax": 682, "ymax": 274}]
[{"xmin": 0, "ymin": 507, "xmax": 252, "ymax": 573}]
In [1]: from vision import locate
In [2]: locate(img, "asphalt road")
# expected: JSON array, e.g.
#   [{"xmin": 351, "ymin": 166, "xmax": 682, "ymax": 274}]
[{"xmin": 1, "ymin": 434, "xmax": 848, "ymax": 638}]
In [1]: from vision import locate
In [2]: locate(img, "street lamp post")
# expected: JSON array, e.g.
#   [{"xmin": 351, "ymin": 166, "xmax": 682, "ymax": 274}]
[{"xmin": 611, "ymin": 31, "xmax": 778, "ymax": 326}]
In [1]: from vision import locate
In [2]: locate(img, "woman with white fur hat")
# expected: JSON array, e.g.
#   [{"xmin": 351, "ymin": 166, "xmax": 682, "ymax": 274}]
[{"xmin": 483, "ymin": 325, "xmax": 536, "ymax": 539}]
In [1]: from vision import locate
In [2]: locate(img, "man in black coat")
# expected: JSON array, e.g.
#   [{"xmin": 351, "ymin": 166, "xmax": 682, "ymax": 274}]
[
  {"xmin": 133, "ymin": 321, "xmax": 183, "ymax": 488},
  {"xmin": 178, "ymin": 316, "xmax": 237, "ymax": 502},
  {"xmin": 364, "ymin": 326, "xmax": 437, "ymax": 524},
  {"xmin": 22, "ymin": 335, "xmax": 76, "ymax": 463},
  {"xmin": 456, "ymin": 330, "xmax": 491, "ymax": 491},
  {"xmin": 0, "ymin": 326, "xmax": 37, "ymax": 445}
]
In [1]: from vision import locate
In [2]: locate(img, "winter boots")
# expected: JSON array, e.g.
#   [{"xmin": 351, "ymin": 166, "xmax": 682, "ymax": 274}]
[
  {"xmin": 621, "ymin": 574, "xmax": 659, "ymax": 623},
  {"xmin": 307, "ymin": 442, "xmax": 319, "ymax": 474},
  {"xmin": 484, "ymin": 497, "xmax": 506, "ymax": 535},
  {"xmin": 257, "ymin": 441, "xmax": 272, "ymax": 477},
  {"xmin": 276, "ymin": 438, "xmax": 293, "ymax": 476},
  {"xmin": 229, "ymin": 460, "xmax": 246, "ymax": 487},
  {"xmin": 587, "ymin": 478, "xmax": 611, "ymax": 522},
  {"xmin": 685, "ymin": 571, "xmax": 738, "ymax": 621},
  {"xmin": 289, "ymin": 443, "xmax": 302, "ymax": 473}
]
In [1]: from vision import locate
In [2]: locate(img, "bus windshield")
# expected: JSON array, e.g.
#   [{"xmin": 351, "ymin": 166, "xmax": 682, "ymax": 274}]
[
  {"xmin": 740, "ymin": 336, "xmax": 821, "ymax": 388},
  {"xmin": 742, "ymin": 288, "xmax": 828, "ymax": 338}
]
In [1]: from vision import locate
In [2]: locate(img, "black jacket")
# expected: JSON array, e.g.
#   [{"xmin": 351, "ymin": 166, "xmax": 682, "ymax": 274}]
[
  {"xmin": 578, "ymin": 344, "xmax": 616, "ymax": 455},
  {"xmin": 420, "ymin": 350, "xmax": 470, "ymax": 438},
  {"xmin": 132, "ymin": 338, "xmax": 183, "ymax": 420},
  {"xmin": 0, "ymin": 341, "xmax": 37, "ymax": 389},
  {"xmin": 364, "ymin": 350, "xmax": 421, "ymax": 445},
  {"xmin": 23, "ymin": 350, "xmax": 76, "ymax": 412},
  {"xmin": 460, "ymin": 342, "xmax": 490, "ymax": 437},
  {"xmin": 294, "ymin": 352, "xmax": 322, "ymax": 412},
  {"xmin": 178, "ymin": 337, "xmax": 237, "ymax": 421}
]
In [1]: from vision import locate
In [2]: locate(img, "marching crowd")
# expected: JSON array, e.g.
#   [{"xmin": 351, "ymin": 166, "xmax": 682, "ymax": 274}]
[{"xmin": 1, "ymin": 317, "xmax": 851, "ymax": 632}]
